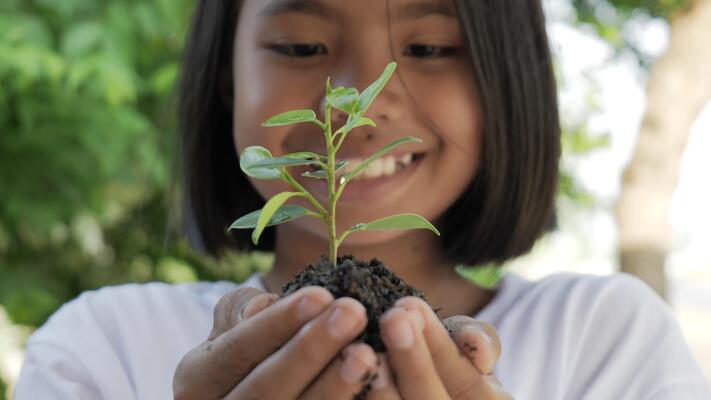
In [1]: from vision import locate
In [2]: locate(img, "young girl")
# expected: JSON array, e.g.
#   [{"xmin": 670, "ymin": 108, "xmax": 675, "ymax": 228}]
[{"xmin": 15, "ymin": 0, "xmax": 711, "ymax": 399}]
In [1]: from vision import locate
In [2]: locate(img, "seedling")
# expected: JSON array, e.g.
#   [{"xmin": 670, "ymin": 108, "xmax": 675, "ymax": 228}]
[{"xmin": 229, "ymin": 62, "xmax": 439, "ymax": 264}]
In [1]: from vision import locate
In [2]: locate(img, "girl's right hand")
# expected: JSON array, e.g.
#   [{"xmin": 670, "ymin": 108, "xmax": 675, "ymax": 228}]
[{"xmin": 173, "ymin": 286, "xmax": 378, "ymax": 399}]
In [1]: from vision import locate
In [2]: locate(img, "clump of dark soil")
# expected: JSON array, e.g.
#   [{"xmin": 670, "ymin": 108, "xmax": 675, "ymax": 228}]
[
  {"xmin": 282, "ymin": 254, "xmax": 428, "ymax": 352},
  {"xmin": 282, "ymin": 254, "xmax": 433, "ymax": 399}
]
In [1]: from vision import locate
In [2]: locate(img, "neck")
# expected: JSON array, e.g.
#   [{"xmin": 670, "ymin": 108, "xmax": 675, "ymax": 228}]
[{"xmin": 262, "ymin": 224, "xmax": 495, "ymax": 317}]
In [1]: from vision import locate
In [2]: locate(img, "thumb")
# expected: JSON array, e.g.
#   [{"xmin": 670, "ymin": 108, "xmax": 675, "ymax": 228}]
[
  {"xmin": 443, "ymin": 316, "xmax": 501, "ymax": 375},
  {"xmin": 208, "ymin": 287, "xmax": 279, "ymax": 340}
]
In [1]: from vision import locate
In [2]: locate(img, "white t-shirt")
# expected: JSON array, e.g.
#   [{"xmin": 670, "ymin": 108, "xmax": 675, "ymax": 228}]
[{"xmin": 14, "ymin": 271, "xmax": 711, "ymax": 399}]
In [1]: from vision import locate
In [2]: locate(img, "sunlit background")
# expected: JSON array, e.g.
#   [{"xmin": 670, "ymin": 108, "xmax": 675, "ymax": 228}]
[{"xmin": 1, "ymin": 0, "xmax": 710, "ymax": 398}]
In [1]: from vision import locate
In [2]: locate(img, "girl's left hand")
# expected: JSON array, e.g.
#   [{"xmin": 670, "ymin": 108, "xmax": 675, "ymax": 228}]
[{"xmin": 368, "ymin": 297, "xmax": 514, "ymax": 399}]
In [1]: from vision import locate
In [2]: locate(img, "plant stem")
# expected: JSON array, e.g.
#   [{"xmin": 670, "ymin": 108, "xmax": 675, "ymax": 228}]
[
  {"xmin": 281, "ymin": 171, "xmax": 328, "ymax": 216},
  {"xmin": 325, "ymin": 105, "xmax": 338, "ymax": 266}
]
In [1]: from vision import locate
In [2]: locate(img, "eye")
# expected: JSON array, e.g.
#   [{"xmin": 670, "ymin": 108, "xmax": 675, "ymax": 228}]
[
  {"xmin": 268, "ymin": 43, "xmax": 328, "ymax": 58},
  {"xmin": 404, "ymin": 44, "xmax": 459, "ymax": 58}
]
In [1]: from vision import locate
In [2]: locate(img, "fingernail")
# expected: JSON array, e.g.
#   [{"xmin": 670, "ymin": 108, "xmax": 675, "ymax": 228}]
[
  {"xmin": 298, "ymin": 295, "xmax": 328, "ymax": 322},
  {"xmin": 327, "ymin": 304, "xmax": 361, "ymax": 338},
  {"xmin": 385, "ymin": 317, "xmax": 414, "ymax": 349},
  {"xmin": 407, "ymin": 309, "xmax": 425, "ymax": 332},
  {"xmin": 340, "ymin": 350, "xmax": 371, "ymax": 384}
]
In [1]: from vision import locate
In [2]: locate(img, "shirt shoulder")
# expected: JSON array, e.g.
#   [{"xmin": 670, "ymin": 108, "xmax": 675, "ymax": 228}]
[
  {"xmin": 482, "ymin": 272, "xmax": 711, "ymax": 399},
  {"xmin": 14, "ymin": 276, "xmax": 262, "ymax": 400}
]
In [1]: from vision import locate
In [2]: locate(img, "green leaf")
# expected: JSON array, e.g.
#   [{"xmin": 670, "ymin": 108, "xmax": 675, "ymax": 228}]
[
  {"xmin": 252, "ymin": 192, "xmax": 305, "ymax": 244},
  {"xmin": 337, "ymin": 63, "xmax": 396, "ymax": 134},
  {"xmin": 262, "ymin": 110, "xmax": 319, "ymax": 127},
  {"xmin": 230, "ymin": 204, "xmax": 312, "ymax": 230},
  {"xmin": 356, "ymin": 62, "xmax": 397, "ymax": 114},
  {"xmin": 326, "ymin": 87, "xmax": 359, "ymax": 113},
  {"xmin": 248, "ymin": 151, "xmax": 323, "ymax": 170},
  {"xmin": 342, "ymin": 137, "xmax": 422, "ymax": 182},
  {"xmin": 456, "ymin": 264, "xmax": 503, "ymax": 289},
  {"xmin": 239, "ymin": 146, "xmax": 282, "ymax": 180},
  {"xmin": 326, "ymin": 76, "xmax": 333, "ymax": 95},
  {"xmin": 301, "ymin": 160, "xmax": 348, "ymax": 179},
  {"xmin": 356, "ymin": 214, "xmax": 440, "ymax": 235},
  {"xmin": 335, "ymin": 117, "xmax": 376, "ymax": 136}
]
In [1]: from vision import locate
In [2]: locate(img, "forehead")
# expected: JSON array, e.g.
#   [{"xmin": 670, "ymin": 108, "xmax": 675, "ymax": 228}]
[{"xmin": 255, "ymin": 0, "xmax": 457, "ymax": 22}]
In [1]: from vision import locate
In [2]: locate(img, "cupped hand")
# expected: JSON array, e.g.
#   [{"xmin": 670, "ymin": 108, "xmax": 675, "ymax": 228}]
[
  {"xmin": 367, "ymin": 297, "xmax": 514, "ymax": 399},
  {"xmin": 173, "ymin": 286, "xmax": 379, "ymax": 399}
]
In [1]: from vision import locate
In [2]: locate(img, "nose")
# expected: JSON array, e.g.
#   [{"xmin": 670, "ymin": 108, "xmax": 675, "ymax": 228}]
[{"xmin": 318, "ymin": 63, "xmax": 404, "ymax": 128}]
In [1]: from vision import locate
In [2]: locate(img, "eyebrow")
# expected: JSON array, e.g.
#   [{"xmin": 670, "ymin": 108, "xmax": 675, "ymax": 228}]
[
  {"xmin": 396, "ymin": 1, "xmax": 456, "ymax": 20},
  {"xmin": 259, "ymin": 0, "xmax": 456, "ymax": 21},
  {"xmin": 259, "ymin": 0, "xmax": 333, "ymax": 19}
]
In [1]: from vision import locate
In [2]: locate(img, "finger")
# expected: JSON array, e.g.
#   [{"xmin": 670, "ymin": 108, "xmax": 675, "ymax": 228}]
[
  {"xmin": 367, "ymin": 354, "xmax": 401, "ymax": 400},
  {"xmin": 300, "ymin": 343, "xmax": 378, "ymax": 400},
  {"xmin": 228, "ymin": 297, "xmax": 368, "ymax": 399},
  {"xmin": 443, "ymin": 316, "xmax": 501, "ymax": 375},
  {"xmin": 174, "ymin": 286, "xmax": 334, "ymax": 399},
  {"xmin": 209, "ymin": 288, "xmax": 279, "ymax": 340},
  {"xmin": 380, "ymin": 307, "xmax": 448, "ymax": 399},
  {"xmin": 394, "ymin": 297, "xmax": 482, "ymax": 395}
]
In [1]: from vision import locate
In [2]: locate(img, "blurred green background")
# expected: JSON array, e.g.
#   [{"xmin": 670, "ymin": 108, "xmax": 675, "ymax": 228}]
[
  {"xmin": 0, "ymin": 0, "xmax": 278, "ymax": 327},
  {"xmin": 2, "ymin": 0, "xmax": 710, "ymax": 398}
]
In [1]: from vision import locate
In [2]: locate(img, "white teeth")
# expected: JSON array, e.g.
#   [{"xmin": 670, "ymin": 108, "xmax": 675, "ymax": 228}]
[
  {"xmin": 382, "ymin": 157, "xmax": 396, "ymax": 175},
  {"xmin": 400, "ymin": 153, "xmax": 413, "ymax": 165},
  {"xmin": 309, "ymin": 154, "xmax": 418, "ymax": 181},
  {"xmin": 364, "ymin": 159, "xmax": 383, "ymax": 178},
  {"xmin": 335, "ymin": 153, "xmax": 417, "ymax": 181}
]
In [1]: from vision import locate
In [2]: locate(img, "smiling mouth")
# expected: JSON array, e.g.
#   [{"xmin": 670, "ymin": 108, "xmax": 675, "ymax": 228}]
[
  {"xmin": 298, "ymin": 151, "xmax": 427, "ymax": 203},
  {"xmin": 307, "ymin": 152, "xmax": 427, "ymax": 181}
]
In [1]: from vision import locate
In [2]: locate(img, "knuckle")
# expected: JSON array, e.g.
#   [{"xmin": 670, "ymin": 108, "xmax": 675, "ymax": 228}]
[
  {"xmin": 448, "ymin": 376, "xmax": 480, "ymax": 400},
  {"xmin": 214, "ymin": 336, "xmax": 256, "ymax": 380}
]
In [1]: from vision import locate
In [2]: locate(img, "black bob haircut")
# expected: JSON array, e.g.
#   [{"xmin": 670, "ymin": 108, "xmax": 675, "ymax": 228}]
[{"xmin": 179, "ymin": 0, "xmax": 561, "ymax": 268}]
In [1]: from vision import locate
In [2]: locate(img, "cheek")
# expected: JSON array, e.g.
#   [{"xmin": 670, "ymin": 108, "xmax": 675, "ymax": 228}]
[{"xmin": 415, "ymin": 70, "xmax": 483, "ymax": 175}]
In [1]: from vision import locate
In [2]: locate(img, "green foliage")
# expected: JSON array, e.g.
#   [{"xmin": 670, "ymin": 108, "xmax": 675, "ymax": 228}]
[
  {"xmin": 231, "ymin": 62, "xmax": 440, "ymax": 263},
  {"xmin": 338, "ymin": 214, "xmax": 440, "ymax": 247},
  {"xmin": 0, "ymin": 0, "xmax": 266, "ymax": 329},
  {"xmin": 262, "ymin": 110, "xmax": 322, "ymax": 128},
  {"xmin": 456, "ymin": 264, "xmax": 504, "ymax": 289},
  {"xmin": 239, "ymin": 146, "xmax": 287, "ymax": 180},
  {"xmin": 573, "ymin": 0, "xmax": 689, "ymax": 22},
  {"xmin": 559, "ymin": 124, "xmax": 611, "ymax": 207},
  {"xmin": 0, "ymin": 374, "xmax": 6, "ymax": 400},
  {"xmin": 571, "ymin": 0, "xmax": 690, "ymax": 66},
  {"xmin": 252, "ymin": 192, "xmax": 308, "ymax": 245},
  {"xmin": 230, "ymin": 205, "xmax": 313, "ymax": 230}
]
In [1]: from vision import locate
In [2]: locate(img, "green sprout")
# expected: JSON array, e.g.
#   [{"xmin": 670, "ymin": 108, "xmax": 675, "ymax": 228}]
[{"xmin": 229, "ymin": 62, "xmax": 440, "ymax": 265}]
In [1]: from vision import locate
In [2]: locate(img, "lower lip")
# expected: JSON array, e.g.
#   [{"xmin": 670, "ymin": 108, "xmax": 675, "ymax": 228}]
[{"xmin": 303, "ymin": 155, "xmax": 425, "ymax": 203}]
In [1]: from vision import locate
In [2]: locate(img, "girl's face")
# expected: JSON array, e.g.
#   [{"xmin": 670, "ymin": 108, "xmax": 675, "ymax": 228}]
[{"xmin": 233, "ymin": 0, "xmax": 483, "ymax": 246}]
